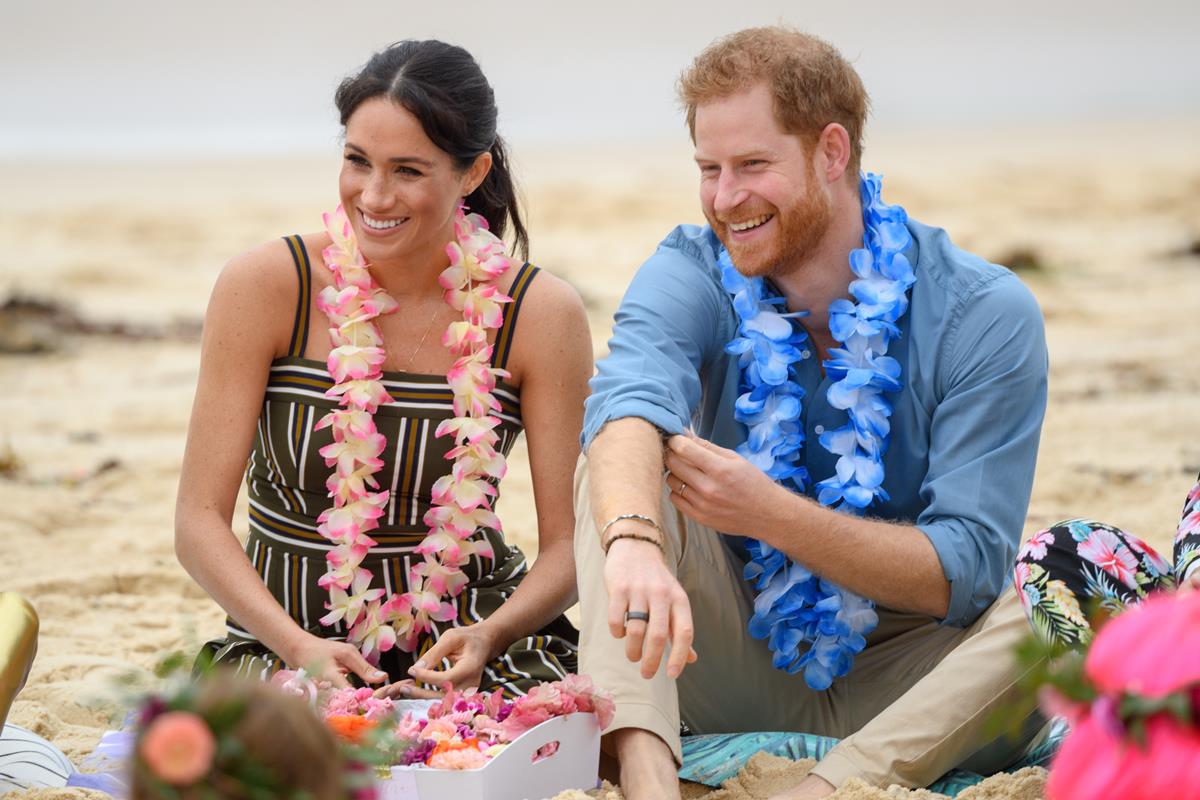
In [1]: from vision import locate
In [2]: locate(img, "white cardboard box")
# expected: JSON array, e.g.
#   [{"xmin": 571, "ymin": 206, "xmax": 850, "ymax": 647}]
[{"xmin": 377, "ymin": 712, "xmax": 601, "ymax": 800}]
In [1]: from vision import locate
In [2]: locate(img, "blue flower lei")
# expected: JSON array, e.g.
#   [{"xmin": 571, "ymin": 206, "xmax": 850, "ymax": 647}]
[{"xmin": 719, "ymin": 172, "xmax": 916, "ymax": 690}]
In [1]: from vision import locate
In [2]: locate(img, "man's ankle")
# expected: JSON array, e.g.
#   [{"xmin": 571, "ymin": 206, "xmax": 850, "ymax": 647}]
[
  {"xmin": 768, "ymin": 773, "xmax": 837, "ymax": 800},
  {"xmin": 610, "ymin": 728, "xmax": 681, "ymax": 800}
]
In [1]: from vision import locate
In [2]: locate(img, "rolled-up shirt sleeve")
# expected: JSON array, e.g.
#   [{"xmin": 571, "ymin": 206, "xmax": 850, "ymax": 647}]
[
  {"xmin": 582, "ymin": 230, "xmax": 729, "ymax": 450},
  {"xmin": 916, "ymin": 273, "xmax": 1049, "ymax": 627}
]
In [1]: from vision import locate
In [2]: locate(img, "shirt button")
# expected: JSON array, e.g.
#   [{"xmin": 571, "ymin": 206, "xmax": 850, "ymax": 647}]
[
  {"xmin": 801, "ymin": 349, "xmax": 811, "ymax": 359},
  {"xmin": 814, "ymin": 425, "xmax": 825, "ymax": 435}
]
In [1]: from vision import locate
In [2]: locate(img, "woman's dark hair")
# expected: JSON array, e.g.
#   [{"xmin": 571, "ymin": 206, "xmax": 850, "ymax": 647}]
[{"xmin": 335, "ymin": 40, "xmax": 528, "ymax": 260}]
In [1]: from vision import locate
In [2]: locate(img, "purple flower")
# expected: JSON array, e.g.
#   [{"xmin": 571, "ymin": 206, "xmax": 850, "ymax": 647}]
[
  {"xmin": 398, "ymin": 738, "xmax": 437, "ymax": 766},
  {"xmin": 138, "ymin": 697, "xmax": 168, "ymax": 727}
]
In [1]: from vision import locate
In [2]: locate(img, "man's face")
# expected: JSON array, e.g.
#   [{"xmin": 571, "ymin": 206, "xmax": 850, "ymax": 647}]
[{"xmin": 694, "ymin": 82, "xmax": 831, "ymax": 278}]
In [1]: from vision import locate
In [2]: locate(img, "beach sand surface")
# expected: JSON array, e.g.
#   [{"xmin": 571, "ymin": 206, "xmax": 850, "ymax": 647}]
[{"xmin": 2, "ymin": 122, "xmax": 1198, "ymax": 800}]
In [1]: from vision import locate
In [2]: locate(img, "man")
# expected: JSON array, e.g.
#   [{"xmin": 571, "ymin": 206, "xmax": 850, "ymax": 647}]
[{"xmin": 574, "ymin": 27, "xmax": 1049, "ymax": 800}]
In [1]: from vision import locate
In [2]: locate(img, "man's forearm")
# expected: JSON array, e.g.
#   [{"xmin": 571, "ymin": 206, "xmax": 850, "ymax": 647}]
[
  {"xmin": 760, "ymin": 493, "xmax": 951, "ymax": 618},
  {"xmin": 588, "ymin": 418, "xmax": 668, "ymax": 544}
]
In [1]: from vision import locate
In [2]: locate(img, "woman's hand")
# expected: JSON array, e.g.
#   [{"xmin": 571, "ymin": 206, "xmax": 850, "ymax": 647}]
[
  {"xmin": 401, "ymin": 623, "xmax": 501, "ymax": 693},
  {"xmin": 282, "ymin": 633, "xmax": 388, "ymax": 689},
  {"xmin": 373, "ymin": 679, "xmax": 445, "ymax": 700}
]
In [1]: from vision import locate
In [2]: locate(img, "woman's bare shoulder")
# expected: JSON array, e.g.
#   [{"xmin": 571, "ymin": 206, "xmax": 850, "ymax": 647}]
[
  {"xmin": 515, "ymin": 264, "xmax": 587, "ymax": 323},
  {"xmin": 205, "ymin": 233, "xmax": 329, "ymax": 359},
  {"xmin": 215, "ymin": 233, "xmax": 330, "ymax": 299},
  {"xmin": 504, "ymin": 263, "xmax": 592, "ymax": 382}
]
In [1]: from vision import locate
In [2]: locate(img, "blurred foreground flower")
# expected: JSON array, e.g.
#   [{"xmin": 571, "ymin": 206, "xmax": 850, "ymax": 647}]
[
  {"xmin": 1026, "ymin": 591, "xmax": 1200, "ymax": 800},
  {"xmin": 139, "ymin": 710, "xmax": 215, "ymax": 785}
]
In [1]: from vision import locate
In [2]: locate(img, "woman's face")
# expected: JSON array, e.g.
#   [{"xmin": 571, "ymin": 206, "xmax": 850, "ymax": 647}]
[{"xmin": 338, "ymin": 97, "xmax": 487, "ymax": 269}]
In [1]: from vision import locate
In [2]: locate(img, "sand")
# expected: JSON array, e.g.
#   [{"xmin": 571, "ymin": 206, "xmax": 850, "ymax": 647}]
[
  {"xmin": 2, "ymin": 121, "xmax": 1198, "ymax": 799},
  {"xmin": 553, "ymin": 754, "xmax": 1047, "ymax": 799}
]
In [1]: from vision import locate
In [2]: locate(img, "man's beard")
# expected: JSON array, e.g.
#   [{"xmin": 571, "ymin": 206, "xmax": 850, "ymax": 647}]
[{"xmin": 709, "ymin": 178, "xmax": 833, "ymax": 279}]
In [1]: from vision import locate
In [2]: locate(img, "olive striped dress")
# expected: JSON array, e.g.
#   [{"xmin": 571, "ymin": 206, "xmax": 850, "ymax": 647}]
[{"xmin": 200, "ymin": 235, "xmax": 578, "ymax": 694}]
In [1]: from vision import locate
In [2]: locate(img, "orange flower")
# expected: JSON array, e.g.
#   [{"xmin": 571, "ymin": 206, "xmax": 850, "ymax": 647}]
[
  {"xmin": 431, "ymin": 737, "xmax": 479, "ymax": 757},
  {"xmin": 324, "ymin": 714, "xmax": 377, "ymax": 744},
  {"xmin": 139, "ymin": 711, "xmax": 216, "ymax": 785}
]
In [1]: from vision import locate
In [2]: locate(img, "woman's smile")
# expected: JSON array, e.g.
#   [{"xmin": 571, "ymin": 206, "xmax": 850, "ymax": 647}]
[{"xmin": 358, "ymin": 208, "xmax": 410, "ymax": 236}]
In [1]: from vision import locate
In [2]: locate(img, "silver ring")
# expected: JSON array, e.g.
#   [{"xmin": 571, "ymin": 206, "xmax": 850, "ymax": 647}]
[{"xmin": 624, "ymin": 610, "xmax": 650, "ymax": 624}]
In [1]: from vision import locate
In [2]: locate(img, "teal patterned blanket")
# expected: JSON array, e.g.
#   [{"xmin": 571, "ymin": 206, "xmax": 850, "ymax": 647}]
[{"xmin": 678, "ymin": 721, "xmax": 1067, "ymax": 797}]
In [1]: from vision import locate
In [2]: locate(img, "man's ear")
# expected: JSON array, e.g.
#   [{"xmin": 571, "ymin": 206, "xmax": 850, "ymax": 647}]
[{"xmin": 815, "ymin": 122, "xmax": 851, "ymax": 184}]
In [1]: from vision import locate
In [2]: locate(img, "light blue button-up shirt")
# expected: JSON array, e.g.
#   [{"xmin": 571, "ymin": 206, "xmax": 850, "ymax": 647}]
[{"xmin": 583, "ymin": 220, "xmax": 1048, "ymax": 627}]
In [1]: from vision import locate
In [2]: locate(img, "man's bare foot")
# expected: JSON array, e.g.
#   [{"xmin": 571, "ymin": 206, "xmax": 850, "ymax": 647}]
[
  {"xmin": 768, "ymin": 773, "xmax": 836, "ymax": 800},
  {"xmin": 611, "ymin": 728, "xmax": 681, "ymax": 800}
]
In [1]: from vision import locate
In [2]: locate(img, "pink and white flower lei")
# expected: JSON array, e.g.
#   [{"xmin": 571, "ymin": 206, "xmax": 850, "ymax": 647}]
[{"xmin": 313, "ymin": 203, "xmax": 514, "ymax": 664}]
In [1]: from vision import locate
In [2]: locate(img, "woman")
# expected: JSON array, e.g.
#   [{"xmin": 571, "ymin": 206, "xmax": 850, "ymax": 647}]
[
  {"xmin": 175, "ymin": 40, "xmax": 591, "ymax": 697},
  {"xmin": 1015, "ymin": 471, "xmax": 1200, "ymax": 647}
]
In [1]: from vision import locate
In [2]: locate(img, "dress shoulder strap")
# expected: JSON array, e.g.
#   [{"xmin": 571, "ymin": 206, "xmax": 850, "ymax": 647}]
[
  {"xmin": 281, "ymin": 235, "xmax": 312, "ymax": 359},
  {"xmin": 491, "ymin": 262, "xmax": 540, "ymax": 370}
]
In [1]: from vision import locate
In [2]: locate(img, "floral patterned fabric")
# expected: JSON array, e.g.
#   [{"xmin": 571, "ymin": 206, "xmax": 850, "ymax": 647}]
[
  {"xmin": 1014, "ymin": 472, "xmax": 1200, "ymax": 648},
  {"xmin": 1176, "ymin": 474, "xmax": 1200, "ymax": 581}
]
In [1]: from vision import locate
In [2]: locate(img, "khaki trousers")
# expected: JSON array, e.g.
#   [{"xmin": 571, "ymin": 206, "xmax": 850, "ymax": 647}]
[{"xmin": 573, "ymin": 456, "xmax": 1043, "ymax": 789}]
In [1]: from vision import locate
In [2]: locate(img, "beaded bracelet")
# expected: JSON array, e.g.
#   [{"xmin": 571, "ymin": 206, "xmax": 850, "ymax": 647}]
[
  {"xmin": 603, "ymin": 531, "xmax": 667, "ymax": 556},
  {"xmin": 600, "ymin": 513, "xmax": 666, "ymax": 556}
]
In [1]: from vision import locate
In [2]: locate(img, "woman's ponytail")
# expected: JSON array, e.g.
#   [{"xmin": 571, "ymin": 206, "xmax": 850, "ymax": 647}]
[{"xmin": 466, "ymin": 136, "xmax": 528, "ymax": 261}]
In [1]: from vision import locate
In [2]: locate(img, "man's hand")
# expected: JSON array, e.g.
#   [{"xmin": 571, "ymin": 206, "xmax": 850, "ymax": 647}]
[
  {"xmin": 604, "ymin": 538, "xmax": 697, "ymax": 679},
  {"xmin": 664, "ymin": 433, "xmax": 790, "ymax": 537}
]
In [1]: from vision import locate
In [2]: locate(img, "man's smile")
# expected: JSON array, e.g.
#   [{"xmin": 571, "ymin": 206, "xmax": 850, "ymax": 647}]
[{"xmin": 728, "ymin": 214, "xmax": 774, "ymax": 232}]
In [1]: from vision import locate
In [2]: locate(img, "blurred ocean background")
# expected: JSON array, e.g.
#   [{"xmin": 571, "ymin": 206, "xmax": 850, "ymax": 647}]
[{"xmin": 3, "ymin": 0, "xmax": 1198, "ymax": 159}]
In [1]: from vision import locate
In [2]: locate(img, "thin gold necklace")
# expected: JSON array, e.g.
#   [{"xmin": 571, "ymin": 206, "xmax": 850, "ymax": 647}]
[{"xmin": 399, "ymin": 293, "xmax": 442, "ymax": 372}]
